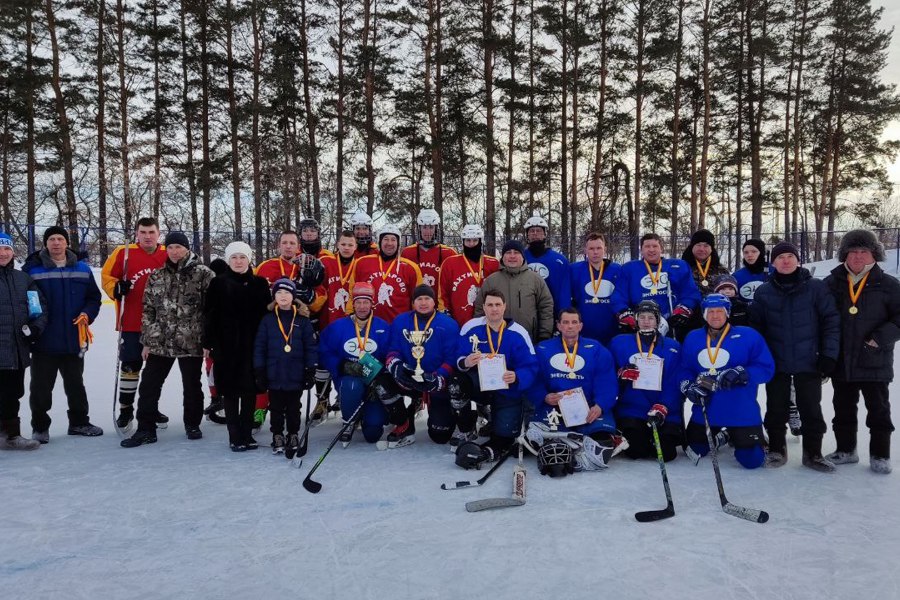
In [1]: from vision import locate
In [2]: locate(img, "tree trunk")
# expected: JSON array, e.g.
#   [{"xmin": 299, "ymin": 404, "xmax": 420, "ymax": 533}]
[
  {"xmin": 670, "ymin": 0, "xmax": 685, "ymax": 254},
  {"xmin": 560, "ymin": 0, "xmax": 569, "ymax": 256},
  {"xmin": 699, "ymin": 0, "xmax": 712, "ymax": 236},
  {"xmin": 791, "ymin": 0, "xmax": 810, "ymax": 236},
  {"xmin": 299, "ymin": 0, "xmax": 321, "ymax": 220},
  {"xmin": 424, "ymin": 0, "xmax": 444, "ymax": 217},
  {"xmin": 26, "ymin": 6, "xmax": 36, "ymax": 238},
  {"xmin": 252, "ymin": 0, "xmax": 264, "ymax": 257},
  {"xmin": 591, "ymin": 0, "xmax": 609, "ymax": 232},
  {"xmin": 226, "ymin": 0, "xmax": 242, "ymax": 234},
  {"xmin": 97, "ymin": 0, "xmax": 108, "ymax": 258},
  {"xmin": 180, "ymin": 0, "xmax": 199, "ymax": 239},
  {"xmin": 632, "ymin": 0, "xmax": 646, "ymax": 244},
  {"xmin": 570, "ymin": 0, "xmax": 580, "ymax": 256},
  {"xmin": 200, "ymin": 0, "xmax": 211, "ymax": 260},
  {"xmin": 504, "ymin": 0, "xmax": 517, "ymax": 239},
  {"xmin": 483, "ymin": 0, "xmax": 496, "ymax": 254},
  {"xmin": 116, "ymin": 0, "xmax": 132, "ymax": 231},
  {"xmin": 151, "ymin": 0, "xmax": 162, "ymax": 219},
  {"xmin": 362, "ymin": 0, "xmax": 376, "ymax": 213},
  {"xmin": 335, "ymin": 0, "xmax": 346, "ymax": 238},
  {"xmin": 527, "ymin": 0, "xmax": 535, "ymax": 215}
]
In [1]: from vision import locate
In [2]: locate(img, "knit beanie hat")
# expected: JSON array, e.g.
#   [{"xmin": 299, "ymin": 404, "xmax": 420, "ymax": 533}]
[
  {"xmin": 413, "ymin": 284, "xmax": 436, "ymax": 302},
  {"xmin": 272, "ymin": 278, "xmax": 297, "ymax": 297},
  {"xmin": 43, "ymin": 226, "xmax": 69, "ymax": 246},
  {"xmin": 165, "ymin": 231, "xmax": 190, "ymax": 250},
  {"xmin": 770, "ymin": 241, "xmax": 800, "ymax": 263},
  {"xmin": 501, "ymin": 239, "xmax": 526, "ymax": 257},
  {"xmin": 0, "ymin": 232, "xmax": 12, "ymax": 248}
]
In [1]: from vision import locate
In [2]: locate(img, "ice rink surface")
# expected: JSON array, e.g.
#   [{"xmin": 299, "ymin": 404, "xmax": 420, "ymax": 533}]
[{"xmin": 3, "ymin": 261, "xmax": 900, "ymax": 600}]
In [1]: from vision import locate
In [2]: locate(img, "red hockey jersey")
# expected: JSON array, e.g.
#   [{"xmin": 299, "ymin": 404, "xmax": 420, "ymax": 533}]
[
  {"xmin": 318, "ymin": 254, "xmax": 358, "ymax": 330},
  {"xmin": 438, "ymin": 253, "xmax": 500, "ymax": 325},
  {"xmin": 400, "ymin": 243, "xmax": 457, "ymax": 290},
  {"xmin": 101, "ymin": 244, "xmax": 167, "ymax": 332},
  {"xmin": 350, "ymin": 254, "xmax": 422, "ymax": 323}
]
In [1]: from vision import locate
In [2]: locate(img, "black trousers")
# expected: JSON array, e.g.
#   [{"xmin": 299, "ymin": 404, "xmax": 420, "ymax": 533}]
[
  {"xmin": 0, "ymin": 369, "xmax": 26, "ymax": 437},
  {"xmin": 29, "ymin": 352, "xmax": 90, "ymax": 432},
  {"xmin": 765, "ymin": 372, "xmax": 827, "ymax": 455},
  {"xmin": 832, "ymin": 380, "xmax": 894, "ymax": 458},
  {"xmin": 224, "ymin": 392, "xmax": 256, "ymax": 444},
  {"xmin": 135, "ymin": 354, "xmax": 204, "ymax": 432},
  {"xmin": 269, "ymin": 389, "xmax": 302, "ymax": 436},
  {"xmin": 618, "ymin": 417, "xmax": 683, "ymax": 462}
]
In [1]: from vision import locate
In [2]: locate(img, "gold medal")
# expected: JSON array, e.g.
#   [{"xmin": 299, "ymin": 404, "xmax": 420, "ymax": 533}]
[
  {"xmin": 849, "ymin": 306, "xmax": 859, "ymax": 315},
  {"xmin": 567, "ymin": 371, "xmax": 577, "ymax": 379},
  {"xmin": 709, "ymin": 368, "xmax": 717, "ymax": 375},
  {"xmin": 650, "ymin": 286, "xmax": 658, "ymax": 295},
  {"xmin": 847, "ymin": 273, "xmax": 869, "ymax": 319},
  {"xmin": 276, "ymin": 306, "xmax": 298, "ymax": 355},
  {"xmin": 284, "ymin": 344, "xmax": 292, "ymax": 353},
  {"xmin": 590, "ymin": 297, "xmax": 599, "ymax": 304}
]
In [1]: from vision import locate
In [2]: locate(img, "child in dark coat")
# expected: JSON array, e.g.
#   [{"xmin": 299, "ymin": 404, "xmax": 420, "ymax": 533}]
[{"xmin": 253, "ymin": 278, "xmax": 317, "ymax": 459}]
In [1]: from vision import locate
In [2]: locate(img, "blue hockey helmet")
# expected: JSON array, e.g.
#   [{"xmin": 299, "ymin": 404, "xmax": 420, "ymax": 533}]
[{"xmin": 701, "ymin": 293, "xmax": 731, "ymax": 318}]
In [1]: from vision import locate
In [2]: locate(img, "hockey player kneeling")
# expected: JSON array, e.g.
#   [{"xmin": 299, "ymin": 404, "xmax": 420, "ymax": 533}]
[
  {"xmin": 679, "ymin": 294, "xmax": 775, "ymax": 468},
  {"xmin": 382, "ymin": 285, "xmax": 460, "ymax": 448},
  {"xmin": 610, "ymin": 301, "xmax": 684, "ymax": 461},
  {"xmin": 524, "ymin": 307, "xmax": 625, "ymax": 473},
  {"xmin": 454, "ymin": 290, "xmax": 538, "ymax": 469},
  {"xmin": 318, "ymin": 282, "xmax": 390, "ymax": 445}
]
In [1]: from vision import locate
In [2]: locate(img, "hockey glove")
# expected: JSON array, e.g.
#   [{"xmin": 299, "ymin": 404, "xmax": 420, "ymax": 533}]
[
  {"xmin": 340, "ymin": 359, "xmax": 367, "ymax": 378},
  {"xmin": 681, "ymin": 381, "xmax": 710, "ymax": 405},
  {"xmin": 618, "ymin": 363, "xmax": 640, "ymax": 381},
  {"xmin": 113, "ymin": 279, "xmax": 132, "ymax": 299},
  {"xmin": 253, "ymin": 368, "xmax": 268, "ymax": 393},
  {"xmin": 294, "ymin": 283, "xmax": 316, "ymax": 305},
  {"xmin": 668, "ymin": 305, "xmax": 692, "ymax": 329},
  {"xmin": 617, "ymin": 310, "xmax": 637, "ymax": 333},
  {"xmin": 647, "ymin": 403, "xmax": 668, "ymax": 427},
  {"xmin": 303, "ymin": 367, "xmax": 317, "ymax": 390},
  {"xmin": 716, "ymin": 366, "xmax": 749, "ymax": 390},
  {"xmin": 387, "ymin": 357, "xmax": 418, "ymax": 390},
  {"xmin": 421, "ymin": 372, "xmax": 446, "ymax": 393}
]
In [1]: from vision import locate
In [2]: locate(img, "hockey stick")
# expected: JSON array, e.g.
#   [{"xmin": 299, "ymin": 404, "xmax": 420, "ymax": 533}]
[
  {"xmin": 296, "ymin": 387, "xmax": 314, "ymax": 460},
  {"xmin": 112, "ymin": 240, "xmax": 132, "ymax": 437},
  {"xmin": 441, "ymin": 444, "xmax": 515, "ymax": 490},
  {"xmin": 302, "ymin": 393, "xmax": 370, "ymax": 494},
  {"xmin": 465, "ymin": 442, "xmax": 527, "ymax": 512},
  {"xmin": 699, "ymin": 396, "xmax": 769, "ymax": 523},
  {"xmin": 635, "ymin": 421, "xmax": 675, "ymax": 522}
]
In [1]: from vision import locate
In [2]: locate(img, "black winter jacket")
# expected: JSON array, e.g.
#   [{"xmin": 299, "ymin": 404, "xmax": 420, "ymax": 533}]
[
  {"xmin": 824, "ymin": 264, "xmax": 900, "ymax": 382},
  {"xmin": 0, "ymin": 262, "xmax": 48, "ymax": 370},
  {"xmin": 749, "ymin": 268, "xmax": 840, "ymax": 374},
  {"xmin": 203, "ymin": 268, "xmax": 272, "ymax": 396}
]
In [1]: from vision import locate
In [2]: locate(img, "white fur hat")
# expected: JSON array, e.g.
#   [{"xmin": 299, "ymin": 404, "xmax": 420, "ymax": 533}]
[{"xmin": 224, "ymin": 241, "xmax": 253, "ymax": 263}]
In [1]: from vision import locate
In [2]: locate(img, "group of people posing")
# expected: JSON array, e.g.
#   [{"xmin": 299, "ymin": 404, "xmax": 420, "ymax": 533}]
[{"xmin": 1, "ymin": 211, "xmax": 897, "ymax": 478}]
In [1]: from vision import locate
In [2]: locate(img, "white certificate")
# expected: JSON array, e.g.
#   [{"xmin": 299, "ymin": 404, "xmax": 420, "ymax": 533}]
[
  {"xmin": 633, "ymin": 356, "xmax": 663, "ymax": 391},
  {"xmin": 477, "ymin": 354, "xmax": 508, "ymax": 391},
  {"xmin": 558, "ymin": 387, "xmax": 590, "ymax": 427}
]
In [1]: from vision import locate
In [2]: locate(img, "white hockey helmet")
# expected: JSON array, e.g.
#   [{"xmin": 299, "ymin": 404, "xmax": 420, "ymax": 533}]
[
  {"xmin": 349, "ymin": 209, "xmax": 373, "ymax": 228},
  {"xmin": 524, "ymin": 211, "xmax": 549, "ymax": 232},
  {"xmin": 416, "ymin": 208, "xmax": 441, "ymax": 227},
  {"xmin": 379, "ymin": 223, "xmax": 402, "ymax": 243},
  {"xmin": 461, "ymin": 224, "xmax": 484, "ymax": 241}
]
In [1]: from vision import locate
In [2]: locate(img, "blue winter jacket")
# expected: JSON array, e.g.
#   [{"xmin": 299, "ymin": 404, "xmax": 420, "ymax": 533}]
[
  {"xmin": 609, "ymin": 332, "xmax": 683, "ymax": 424},
  {"xmin": 679, "ymin": 325, "xmax": 774, "ymax": 427},
  {"xmin": 22, "ymin": 249, "xmax": 101, "ymax": 355},
  {"xmin": 253, "ymin": 304, "xmax": 317, "ymax": 391},
  {"xmin": 569, "ymin": 259, "xmax": 627, "ymax": 344}
]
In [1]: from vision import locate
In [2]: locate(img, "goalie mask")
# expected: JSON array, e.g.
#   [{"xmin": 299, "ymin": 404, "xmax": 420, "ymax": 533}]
[
  {"xmin": 538, "ymin": 440, "xmax": 575, "ymax": 478},
  {"xmin": 299, "ymin": 217, "xmax": 322, "ymax": 256},
  {"xmin": 350, "ymin": 209, "xmax": 374, "ymax": 248},
  {"xmin": 416, "ymin": 208, "xmax": 441, "ymax": 248}
]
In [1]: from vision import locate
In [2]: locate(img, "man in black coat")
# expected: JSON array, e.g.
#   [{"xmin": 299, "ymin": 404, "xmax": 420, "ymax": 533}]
[
  {"xmin": 823, "ymin": 230, "xmax": 900, "ymax": 474},
  {"xmin": 750, "ymin": 241, "xmax": 840, "ymax": 472}
]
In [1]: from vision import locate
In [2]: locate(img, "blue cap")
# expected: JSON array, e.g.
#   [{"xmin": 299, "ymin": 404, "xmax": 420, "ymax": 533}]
[
  {"xmin": 0, "ymin": 232, "xmax": 12, "ymax": 248},
  {"xmin": 272, "ymin": 278, "xmax": 297, "ymax": 297}
]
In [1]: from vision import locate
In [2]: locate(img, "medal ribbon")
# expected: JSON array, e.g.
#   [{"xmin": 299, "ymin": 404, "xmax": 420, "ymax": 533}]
[
  {"xmin": 847, "ymin": 272, "xmax": 870, "ymax": 310},
  {"xmin": 589, "ymin": 261, "xmax": 606, "ymax": 296},
  {"xmin": 463, "ymin": 256, "xmax": 485, "ymax": 285},
  {"xmin": 705, "ymin": 323, "xmax": 731, "ymax": 371},
  {"xmin": 337, "ymin": 256, "xmax": 357, "ymax": 286},
  {"xmin": 276, "ymin": 305, "xmax": 298, "ymax": 348},
  {"xmin": 486, "ymin": 320, "xmax": 506, "ymax": 358},
  {"xmin": 278, "ymin": 258, "xmax": 298, "ymax": 280},
  {"xmin": 414, "ymin": 311, "xmax": 437, "ymax": 335},
  {"xmin": 696, "ymin": 258, "xmax": 711, "ymax": 280},
  {"xmin": 353, "ymin": 315, "xmax": 373, "ymax": 357},
  {"xmin": 562, "ymin": 337, "xmax": 579, "ymax": 371},
  {"xmin": 635, "ymin": 333, "xmax": 656, "ymax": 359},
  {"xmin": 644, "ymin": 260, "xmax": 662, "ymax": 288},
  {"xmin": 378, "ymin": 255, "xmax": 401, "ymax": 282}
]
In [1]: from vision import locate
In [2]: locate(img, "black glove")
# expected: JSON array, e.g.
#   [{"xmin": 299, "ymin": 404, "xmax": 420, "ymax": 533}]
[
  {"xmin": 668, "ymin": 306, "xmax": 692, "ymax": 329},
  {"xmin": 387, "ymin": 357, "xmax": 418, "ymax": 389},
  {"xmin": 254, "ymin": 367, "xmax": 268, "ymax": 393},
  {"xmin": 21, "ymin": 324, "xmax": 36, "ymax": 344},
  {"xmin": 716, "ymin": 366, "xmax": 749, "ymax": 390},
  {"xmin": 303, "ymin": 367, "xmax": 317, "ymax": 390},
  {"xmin": 113, "ymin": 280, "xmax": 132, "ymax": 300},
  {"xmin": 340, "ymin": 359, "xmax": 367, "ymax": 378},
  {"xmin": 816, "ymin": 356, "xmax": 836, "ymax": 377},
  {"xmin": 294, "ymin": 283, "xmax": 316, "ymax": 305},
  {"xmin": 420, "ymin": 372, "xmax": 446, "ymax": 393},
  {"xmin": 681, "ymin": 380, "xmax": 710, "ymax": 405}
]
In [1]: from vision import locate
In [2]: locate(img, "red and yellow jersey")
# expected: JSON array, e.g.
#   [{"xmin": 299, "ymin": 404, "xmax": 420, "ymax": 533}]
[
  {"xmin": 101, "ymin": 244, "xmax": 167, "ymax": 332},
  {"xmin": 318, "ymin": 254, "xmax": 357, "ymax": 330},
  {"xmin": 400, "ymin": 243, "xmax": 457, "ymax": 290},
  {"xmin": 255, "ymin": 250, "xmax": 333, "ymax": 313},
  {"xmin": 354, "ymin": 242, "xmax": 379, "ymax": 260},
  {"xmin": 438, "ymin": 253, "xmax": 501, "ymax": 325},
  {"xmin": 350, "ymin": 254, "xmax": 423, "ymax": 323}
]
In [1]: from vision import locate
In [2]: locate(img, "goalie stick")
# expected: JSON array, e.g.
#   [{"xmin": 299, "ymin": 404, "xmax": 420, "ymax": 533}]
[
  {"xmin": 699, "ymin": 394, "xmax": 770, "ymax": 524},
  {"xmin": 440, "ymin": 444, "xmax": 515, "ymax": 490},
  {"xmin": 634, "ymin": 421, "xmax": 675, "ymax": 522},
  {"xmin": 112, "ymin": 240, "xmax": 132, "ymax": 437},
  {"xmin": 465, "ymin": 443, "xmax": 527, "ymax": 512}
]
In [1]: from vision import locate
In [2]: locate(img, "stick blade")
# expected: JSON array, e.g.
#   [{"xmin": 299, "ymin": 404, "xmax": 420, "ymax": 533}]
[
  {"xmin": 441, "ymin": 480, "xmax": 478, "ymax": 490},
  {"xmin": 634, "ymin": 506, "xmax": 675, "ymax": 522},
  {"xmin": 302, "ymin": 477, "xmax": 322, "ymax": 494},
  {"xmin": 465, "ymin": 498, "xmax": 526, "ymax": 512},
  {"xmin": 723, "ymin": 502, "xmax": 769, "ymax": 523}
]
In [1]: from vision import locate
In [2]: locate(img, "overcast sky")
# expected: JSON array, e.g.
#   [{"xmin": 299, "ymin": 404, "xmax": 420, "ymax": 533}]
[{"xmin": 880, "ymin": 3, "xmax": 900, "ymax": 187}]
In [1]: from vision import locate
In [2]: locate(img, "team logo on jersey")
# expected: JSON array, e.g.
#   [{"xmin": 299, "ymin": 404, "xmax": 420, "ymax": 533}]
[
  {"xmin": 582, "ymin": 279, "xmax": 615, "ymax": 300},
  {"xmin": 334, "ymin": 287, "xmax": 350, "ymax": 312},
  {"xmin": 528, "ymin": 263, "xmax": 550, "ymax": 279},
  {"xmin": 696, "ymin": 348, "xmax": 731, "ymax": 371},
  {"xmin": 343, "ymin": 338, "xmax": 379, "ymax": 356},
  {"xmin": 740, "ymin": 281, "xmax": 762, "ymax": 300},
  {"xmin": 423, "ymin": 274, "xmax": 436, "ymax": 287},
  {"xmin": 466, "ymin": 285, "xmax": 478, "ymax": 307},
  {"xmin": 378, "ymin": 283, "xmax": 394, "ymax": 306},
  {"xmin": 549, "ymin": 352, "xmax": 586, "ymax": 373},
  {"xmin": 640, "ymin": 272, "xmax": 669, "ymax": 291}
]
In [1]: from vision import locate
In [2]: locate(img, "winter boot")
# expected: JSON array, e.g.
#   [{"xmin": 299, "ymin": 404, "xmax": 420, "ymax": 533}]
[
  {"xmin": 68, "ymin": 423, "xmax": 103, "ymax": 436},
  {"xmin": 205, "ymin": 397, "xmax": 226, "ymax": 424},
  {"xmin": 272, "ymin": 433, "xmax": 285, "ymax": 454},
  {"xmin": 870, "ymin": 457, "xmax": 892, "ymax": 474},
  {"xmin": 186, "ymin": 427, "xmax": 202, "ymax": 440},
  {"xmin": 116, "ymin": 404, "xmax": 134, "ymax": 431},
  {"xmin": 765, "ymin": 447, "xmax": 788, "ymax": 468},
  {"xmin": 120, "ymin": 429, "xmax": 157, "ymax": 448},
  {"xmin": 243, "ymin": 436, "xmax": 259, "ymax": 450},
  {"xmin": 32, "ymin": 430, "xmax": 49, "ymax": 444},
  {"xmin": 3, "ymin": 435, "xmax": 41, "ymax": 450},
  {"xmin": 802, "ymin": 450, "xmax": 836, "ymax": 473},
  {"xmin": 285, "ymin": 434, "xmax": 300, "ymax": 459},
  {"xmin": 824, "ymin": 449, "xmax": 859, "ymax": 465},
  {"xmin": 155, "ymin": 412, "xmax": 169, "ymax": 429}
]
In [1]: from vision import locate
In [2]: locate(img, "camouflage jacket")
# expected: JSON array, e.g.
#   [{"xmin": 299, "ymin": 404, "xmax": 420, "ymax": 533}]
[{"xmin": 141, "ymin": 253, "xmax": 214, "ymax": 357}]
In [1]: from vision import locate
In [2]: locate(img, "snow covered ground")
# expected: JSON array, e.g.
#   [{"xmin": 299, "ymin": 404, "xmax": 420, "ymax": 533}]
[{"xmin": 4, "ymin": 298, "xmax": 900, "ymax": 599}]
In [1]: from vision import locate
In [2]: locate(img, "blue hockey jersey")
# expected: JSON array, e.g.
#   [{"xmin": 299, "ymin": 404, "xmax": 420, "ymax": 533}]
[
  {"xmin": 733, "ymin": 267, "xmax": 769, "ymax": 303},
  {"xmin": 569, "ymin": 259, "xmax": 627, "ymax": 344},
  {"xmin": 609, "ymin": 332, "xmax": 683, "ymax": 424},
  {"xmin": 524, "ymin": 247, "xmax": 571, "ymax": 318},
  {"xmin": 319, "ymin": 314, "xmax": 391, "ymax": 384},
  {"xmin": 457, "ymin": 317, "xmax": 538, "ymax": 400},
  {"xmin": 387, "ymin": 310, "xmax": 460, "ymax": 378},
  {"xmin": 529, "ymin": 335, "xmax": 618, "ymax": 434},
  {"xmin": 678, "ymin": 325, "xmax": 775, "ymax": 427},
  {"xmin": 616, "ymin": 258, "xmax": 701, "ymax": 316}
]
